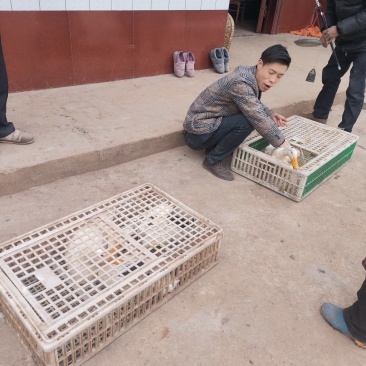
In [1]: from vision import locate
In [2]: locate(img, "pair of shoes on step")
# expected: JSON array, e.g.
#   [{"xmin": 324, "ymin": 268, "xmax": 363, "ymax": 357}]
[
  {"xmin": 209, "ymin": 47, "xmax": 229, "ymax": 74},
  {"xmin": 173, "ymin": 51, "xmax": 195, "ymax": 78},
  {"xmin": 0, "ymin": 129, "xmax": 34, "ymax": 144},
  {"xmin": 320, "ymin": 303, "xmax": 366, "ymax": 350}
]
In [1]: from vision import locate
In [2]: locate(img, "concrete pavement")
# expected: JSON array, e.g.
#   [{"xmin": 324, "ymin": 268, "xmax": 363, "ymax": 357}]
[
  {"xmin": 0, "ymin": 32, "xmax": 353, "ymax": 196},
  {"xmin": 0, "ymin": 32, "xmax": 366, "ymax": 366}
]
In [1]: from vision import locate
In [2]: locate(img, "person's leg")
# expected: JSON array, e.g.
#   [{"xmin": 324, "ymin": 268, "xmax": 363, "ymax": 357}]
[
  {"xmin": 0, "ymin": 34, "xmax": 15, "ymax": 138},
  {"xmin": 320, "ymin": 277, "xmax": 366, "ymax": 349},
  {"xmin": 184, "ymin": 113, "xmax": 254, "ymax": 158},
  {"xmin": 184, "ymin": 130, "xmax": 211, "ymax": 151},
  {"xmin": 313, "ymin": 49, "xmax": 352, "ymax": 120},
  {"xmin": 184, "ymin": 113, "xmax": 254, "ymax": 181},
  {"xmin": 0, "ymin": 35, "xmax": 33, "ymax": 144},
  {"xmin": 205, "ymin": 113, "xmax": 254, "ymax": 164},
  {"xmin": 344, "ymin": 277, "xmax": 366, "ymax": 343},
  {"xmin": 338, "ymin": 51, "xmax": 366, "ymax": 132}
]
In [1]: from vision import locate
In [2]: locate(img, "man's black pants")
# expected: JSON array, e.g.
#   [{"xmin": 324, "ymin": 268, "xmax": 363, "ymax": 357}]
[
  {"xmin": 0, "ymin": 34, "xmax": 15, "ymax": 138},
  {"xmin": 313, "ymin": 47, "xmax": 366, "ymax": 132},
  {"xmin": 344, "ymin": 277, "xmax": 366, "ymax": 342}
]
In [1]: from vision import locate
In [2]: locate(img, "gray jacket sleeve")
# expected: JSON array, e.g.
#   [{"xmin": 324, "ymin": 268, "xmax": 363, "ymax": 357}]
[{"xmin": 230, "ymin": 81, "xmax": 285, "ymax": 147}]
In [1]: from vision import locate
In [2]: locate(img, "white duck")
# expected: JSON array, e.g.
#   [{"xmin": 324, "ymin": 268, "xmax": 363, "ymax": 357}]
[{"xmin": 264, "ymin": 144, "xmax": 300, "ymax": 169}]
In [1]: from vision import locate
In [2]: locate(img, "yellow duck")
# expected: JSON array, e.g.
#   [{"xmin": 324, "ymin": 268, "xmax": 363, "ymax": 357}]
[{"xmin": 264, "ymin": 144, "xmax": 300, "ymax": 169}]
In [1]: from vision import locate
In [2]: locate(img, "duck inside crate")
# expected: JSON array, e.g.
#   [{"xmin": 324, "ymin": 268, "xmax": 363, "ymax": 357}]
[
  {"xmin": 231, "ymin": 116, "xmax": 359, "ymax": 201},
  {"xmin": 0, "ymin": 184, "xmax": 223, "ymax": 366}
]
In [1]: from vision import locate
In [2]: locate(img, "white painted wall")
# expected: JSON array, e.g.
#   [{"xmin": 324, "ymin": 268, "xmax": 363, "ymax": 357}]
[{"xmin": 3, "ymin": 0, "xmax": 229, "ymax": 11}]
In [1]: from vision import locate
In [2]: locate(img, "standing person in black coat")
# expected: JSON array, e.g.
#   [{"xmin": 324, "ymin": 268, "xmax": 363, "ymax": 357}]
[
  {"xmin": 306, "ymin": 0, "xmax": 366, "ymax": 133},
  {"xmin": 0, "ymin": 34, "xmax": 33, "ymax": 144},
  {"xmin": 321, "ymin": 258, "xmax": 366, "ymax": 349}
]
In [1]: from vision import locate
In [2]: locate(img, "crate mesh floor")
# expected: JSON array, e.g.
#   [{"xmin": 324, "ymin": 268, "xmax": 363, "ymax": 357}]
[
  {"xmin": 231, "ymin": 116, "xmax": 359, "ymax": 201},
  {"xmin": 0, "ymin": 184, "xmax": 222, "ymax": 366}
]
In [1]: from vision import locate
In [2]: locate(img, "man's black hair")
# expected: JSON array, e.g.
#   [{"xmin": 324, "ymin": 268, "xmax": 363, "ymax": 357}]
[{"xmin": 260, "ymin": 44, "xmax": 291, "ymax": 67}]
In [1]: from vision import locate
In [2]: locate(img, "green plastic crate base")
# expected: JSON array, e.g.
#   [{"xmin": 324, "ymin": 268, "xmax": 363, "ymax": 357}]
[
  {"xmin": 231, "ymin": 115, "xmax": 359, "ymax": 201},
  {"xmin": 0, "ymin": 184, "xmax": 223, "ymax": 366}
]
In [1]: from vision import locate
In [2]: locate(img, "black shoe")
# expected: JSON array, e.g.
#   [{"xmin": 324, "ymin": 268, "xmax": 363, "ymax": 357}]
[
  {"xmin": 202, "ymin": 158, "xmax": 234, "ymax": 181},
  {"xmin": 301, "ymin": 112, "xmax": 327, "ymax": 124},
  {"xmin": 338, "ymin": 124, "xmax": 352, "ymax": 133},
  {"xmin": 338, "ymin": 127, "xmax": 352, "ymax": 133}
]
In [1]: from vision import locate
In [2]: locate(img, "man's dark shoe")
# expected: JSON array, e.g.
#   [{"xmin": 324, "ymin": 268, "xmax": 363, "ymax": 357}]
[
  {"xmin": 338, "ymin": 122, "xmax": 353, "ymax": 133},
  {"xmin": 338, "ymin": 127, "xmax": 352, "ymax": 133},
  {"xmin": 320, "ymin": 303, "xmax": 366, "ymax": 349},
  {"xmin": 202, "ymin": 158, "xmax": 234, "ymax": 181},
  {"xmin": 301, "ymin": 112, "xmax": 327, "ymax": 124}
]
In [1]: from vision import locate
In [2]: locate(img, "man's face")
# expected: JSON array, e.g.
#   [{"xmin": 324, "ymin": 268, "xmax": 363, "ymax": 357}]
[{"xmin": 255, "ymin": 60, "xmax": 288, "ymax": 92}]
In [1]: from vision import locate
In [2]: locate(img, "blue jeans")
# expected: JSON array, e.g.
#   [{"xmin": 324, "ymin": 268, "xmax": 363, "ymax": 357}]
[
  {"xmin": 184, "ymin": 113, "xmax": 254, "ymax": 164},
  {"xmin": 0, "ymin": 34, "xmax": 15, "ymax": 138},
  {"xmin": 313, "ymin": 48, "xmax": 366, "ymax": 132}
]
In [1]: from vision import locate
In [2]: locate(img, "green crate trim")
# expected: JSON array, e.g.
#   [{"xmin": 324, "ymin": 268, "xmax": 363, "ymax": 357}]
[
  {"xmin": 249, "ymin": 138, "xmax": 268, "ymax": 152},
  {"xmin": 302, "ymin": 142, "xmax": 357, "ymax": 197}
]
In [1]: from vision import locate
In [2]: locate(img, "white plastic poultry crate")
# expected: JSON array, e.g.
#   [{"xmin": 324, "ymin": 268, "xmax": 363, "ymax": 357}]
[
  {"xmin": 0, "ymin": 184, "xmax": 222, "ymax": 366},
  {"xmin": 231, "ymin": 115, "xmax": 359, "ymax": 201}
]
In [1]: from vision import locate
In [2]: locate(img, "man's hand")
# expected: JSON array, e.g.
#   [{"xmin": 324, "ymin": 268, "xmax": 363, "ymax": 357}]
[
  {"xmin": 272, "ymin": 113, "xmax": 288, "ymax": 127},
  {"xmin": 279, "ymin": 139, "xmax": 291, "ymax": 148},
  {"xmin": 321, "ymin": 26, "xmax": 339, "ymax": 47}
]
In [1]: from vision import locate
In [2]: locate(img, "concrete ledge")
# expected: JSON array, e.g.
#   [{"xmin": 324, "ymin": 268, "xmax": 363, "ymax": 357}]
[
  {"xmin": 0, "ymin": 32, "xmax": 352, "ymax": 197},
  {"xmin": 276, "ymin": 91, "xmax": 346, "ymax": 117},
  {"xmin": 1, "ymin": 92, "xmax": 348, "ymax": 198},
  {"xmin": 0, "ymin": 89, "xmax": 349, "ymax": 198}
]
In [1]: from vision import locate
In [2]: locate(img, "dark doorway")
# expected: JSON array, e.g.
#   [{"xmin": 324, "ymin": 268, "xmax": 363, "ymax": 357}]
[
  {"xmin": 258, "ymin": 0, "xmax": 284, "ymax": 34},
  {"xmin": 229, "ymin": 0, "xmax": 261, "ymax": 37}
]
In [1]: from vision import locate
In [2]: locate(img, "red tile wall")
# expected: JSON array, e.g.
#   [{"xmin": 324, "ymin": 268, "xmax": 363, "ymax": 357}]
[
  {"xmin": 69, "ymin": 11, "xmax": 134, "ymax": 84},
  {"xmin": 0, "ymin": 12, "xmax": 73, "ymax": 91},
  {"xmin": 0, "ymin": 10, "xmax": 227, "ymax": 92},
  {"xmin": 133, "ymin": 11, "xmax": 187, "ymax": 78},
  {"xmin": 184, "ymin": 11, "xmax": 227, "ymax": 70},
  {"xmin": 278, "ymin": 0, "xmax": 327, "ymax": 34}
]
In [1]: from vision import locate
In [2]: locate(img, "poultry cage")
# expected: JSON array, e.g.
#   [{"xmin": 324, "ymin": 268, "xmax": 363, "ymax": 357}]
[
  {"xmin": 0, "ymin": 184, "xmax": 223, "ymax": 366},
  {"xmin": 231, "ymin": 115, "xmax": 359, "ymax": 201}
]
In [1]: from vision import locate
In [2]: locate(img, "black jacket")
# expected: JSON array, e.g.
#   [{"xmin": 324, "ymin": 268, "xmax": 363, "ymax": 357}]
[{"xmin": 325, "ymin": 0, "xmax": 366, "ymax": 52}]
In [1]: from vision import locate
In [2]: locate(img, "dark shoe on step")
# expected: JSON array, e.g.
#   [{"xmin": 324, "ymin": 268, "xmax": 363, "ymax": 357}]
[
  {"xmin": 301, "ymin": 112, "xmax": 327, "ymax": 124},
  {"xmin": 338, "ymin": 127, "xmax": 352, "ymax": 133},
  {"xmin": 338, "ymin": 122, "xmax": 353, "ymax": 133},
  {"xmin": 202, "ymin": 157, "xmax": 234, "ymax": 181},
  {"xmin": 320, "ymin": 303, "xmax": 366, "ymax": 349}
]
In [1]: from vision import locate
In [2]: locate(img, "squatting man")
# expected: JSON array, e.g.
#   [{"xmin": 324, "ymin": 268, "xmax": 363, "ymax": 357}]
[{"xmin": 183, "ymin": 44, "xmax": 295, "ymax": 181}]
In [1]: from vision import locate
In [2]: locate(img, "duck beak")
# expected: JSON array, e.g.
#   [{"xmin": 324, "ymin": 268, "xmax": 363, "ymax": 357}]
[{"xmin": 291, "ymin": 157, "xmax": 299, "ymax": 170}]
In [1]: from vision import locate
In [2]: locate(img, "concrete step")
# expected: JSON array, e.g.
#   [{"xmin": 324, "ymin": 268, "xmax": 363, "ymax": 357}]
[
  {"xmin": 1, "ymin": 32, "xmax": 366, "ymax": 366},
  {"xmin": 0, "ymin": 33, "xmax": 354, "ymax": 197}
]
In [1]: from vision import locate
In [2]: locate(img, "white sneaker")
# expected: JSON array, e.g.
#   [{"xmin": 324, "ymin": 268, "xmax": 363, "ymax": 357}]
[{"xmin": 0, "ymin": 129, "xmax": 34, "ymax": 144}]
